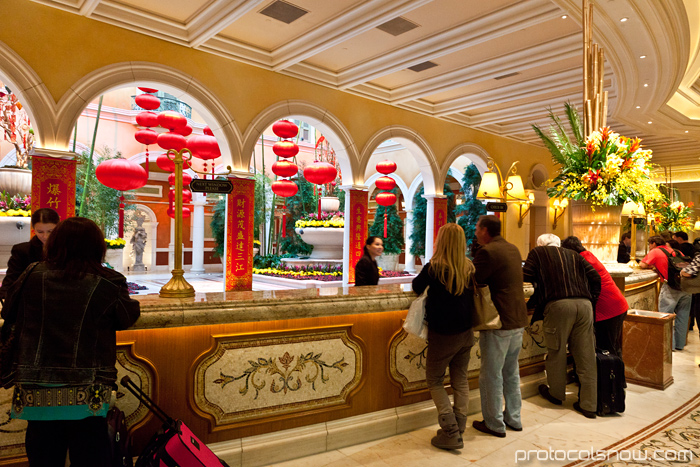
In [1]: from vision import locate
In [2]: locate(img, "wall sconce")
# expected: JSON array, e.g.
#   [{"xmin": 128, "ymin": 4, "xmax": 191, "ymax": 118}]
[
  {"xmin": 517, "ymin": 192, "xmax": 535, "ymax": 227},
  {"xmin": 551, "ymin": 198, "xmax": 569, "ymax": 229},
  {"xmin": 695, "ymin": 219, "xmax": 700, "ymax": 231},
  {"xmin": 476, "ymin": 158, "xmax": 527, "ymax": 238}
]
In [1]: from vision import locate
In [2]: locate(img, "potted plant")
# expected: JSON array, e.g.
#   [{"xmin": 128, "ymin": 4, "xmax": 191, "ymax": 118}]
[
  {"xmin": 104, "ymin": 237, "xmax": 126, "ymax": 273},
  {"xmin": 533, "ymin": 103, "xmax": 661, "ymax": 261},
  {"xmin": 0, "ymin": 190, "xmax": 31, "ymax": 268}
]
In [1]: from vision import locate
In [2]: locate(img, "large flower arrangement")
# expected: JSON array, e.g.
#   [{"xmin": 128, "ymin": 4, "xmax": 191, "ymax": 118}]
[
  {"xmin": 0, "ymin": 191, "xmax": 30, "ymax": 216},
  {"xmin": 295, "ymin": 211, "xmax": 344, "ymax": 228},
  {"xmin": 533, "ymin": 104, "xmax": 660, "ymax": 206},
  {"xmin": 653, "ymin": 200, "xmax": 694, "ymax": 232}
]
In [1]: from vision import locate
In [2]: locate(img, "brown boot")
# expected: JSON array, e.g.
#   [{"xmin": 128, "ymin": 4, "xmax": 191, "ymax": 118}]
[
  {"xmin": 454, "ymin": 412, "xmax": 467, "ymax": 434},
  {"xmin": 431, "ymin": 413, "xmax": 463, "ymax": 450}
]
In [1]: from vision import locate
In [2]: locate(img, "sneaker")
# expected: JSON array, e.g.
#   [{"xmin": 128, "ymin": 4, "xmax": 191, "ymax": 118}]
[
  {"xmin": 472, "ymin": 420, "xmax": 505, "ymax": 438},
  {"xmin": 573, "ymin": 402, "xmax": 597, "ymax": 419},
  {"xmin": 538, "ymin": 384, "xmax": 563, "ymax": 405}
]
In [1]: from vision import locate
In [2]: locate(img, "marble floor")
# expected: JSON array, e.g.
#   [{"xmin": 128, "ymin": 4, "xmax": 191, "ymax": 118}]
[{"xmin": 267, "ymin": 333, "xmax": 700, "ymax": 467}]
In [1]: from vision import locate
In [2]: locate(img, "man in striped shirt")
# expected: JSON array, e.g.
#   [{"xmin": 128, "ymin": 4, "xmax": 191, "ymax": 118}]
[{"xmin": 523, "ymin": 235, "xmax": 602, "ymax": 419}]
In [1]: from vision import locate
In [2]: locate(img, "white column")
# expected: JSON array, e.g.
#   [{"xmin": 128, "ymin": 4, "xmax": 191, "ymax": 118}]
[
  {"xmin": 424, "ymin": 195, "xmax": 435, "ymax": 261},
  {"xmin": 168, "ymin": 217, "xmax": 175, "ymax": 270},
  {"xmin": 190, "ymin": 193, "xmax": 206, "ymax": 274},
  {"xmin": 404, "ymin": 209, "xmax": 415, "ymax": 273}
]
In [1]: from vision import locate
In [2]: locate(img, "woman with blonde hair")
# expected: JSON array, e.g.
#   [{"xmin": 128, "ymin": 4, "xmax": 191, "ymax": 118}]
[{"xmin": 412, "ymin": 223, "xmax": 475, "ymax": 450}]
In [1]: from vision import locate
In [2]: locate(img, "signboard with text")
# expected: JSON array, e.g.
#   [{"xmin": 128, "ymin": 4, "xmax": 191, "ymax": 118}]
[
  {"xmin": 31, "ymin": 155, "xmax": 77, "ymax": 220},
  {"xmin": 190, "ymin": 179, "xmax": 233, "ymax": 194},
  {"xmin": 225, "ymin": 178, "xmax": 255, "ymax": 291},
  {"xmin": 433, "ymin": 197, "xmax": 448, "ymax": 246},
  {"xmin": 348, "ymin": 189, "xmax": 369, "ymax": 284}
]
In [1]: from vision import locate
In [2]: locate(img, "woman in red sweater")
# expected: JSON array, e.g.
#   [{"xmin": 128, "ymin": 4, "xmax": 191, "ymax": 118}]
[{"xmin": 562, "ymin": 236, "xmax": 628, "ymax": 357}]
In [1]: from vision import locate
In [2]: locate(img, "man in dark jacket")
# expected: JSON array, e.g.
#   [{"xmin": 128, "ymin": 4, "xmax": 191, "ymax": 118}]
[
  {"xmin": 523, "ymin": 235, "xmax": 602, "ymax": 419},
  {"xmin": 471, "ymin": 215, "xmax": 529, "ymax": 437}
]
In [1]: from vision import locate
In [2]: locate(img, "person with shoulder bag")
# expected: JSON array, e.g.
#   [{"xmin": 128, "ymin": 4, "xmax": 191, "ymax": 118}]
[{"xmin": 411, "ymin": 223, "xmax": 475, "ymax": 451}]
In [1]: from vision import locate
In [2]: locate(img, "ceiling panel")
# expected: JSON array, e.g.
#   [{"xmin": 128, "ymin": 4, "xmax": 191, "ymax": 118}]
[{"xmin": 115, "ymin": 0, "xmax": 206, "ymax": 23}]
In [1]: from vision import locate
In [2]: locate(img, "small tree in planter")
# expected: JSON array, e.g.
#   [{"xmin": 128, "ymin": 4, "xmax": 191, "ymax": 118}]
[
  {"xmin": 409, "ymin": 184, "xmax": 456, "ymax": 259},
  {"xmin": 369, "ymin": 188, "xmax": 403, "ymax": 270},
  {"xmin": 456, "ymin": 164, "xmax": 486, "ymax": 251}
]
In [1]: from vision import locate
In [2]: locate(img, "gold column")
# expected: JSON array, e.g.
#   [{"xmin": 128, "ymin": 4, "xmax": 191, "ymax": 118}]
[{"xmin": 583, "ymin": 0, "xmax": 608, "ymax": 136}]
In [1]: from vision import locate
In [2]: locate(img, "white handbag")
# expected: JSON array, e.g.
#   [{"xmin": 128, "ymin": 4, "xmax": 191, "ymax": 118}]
[{"xmin": 404, "ymin": 286, "xmax": 429, "ymax": 340}]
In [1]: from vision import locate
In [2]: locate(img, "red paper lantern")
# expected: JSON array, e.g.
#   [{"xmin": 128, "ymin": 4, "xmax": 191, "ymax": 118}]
[
  {"xmin": 203, "ymin": 126, "xmax": 214, "ymax": 136},
  {"xmin": 168, "ymin": 172, "xmax": 192, "ymax": 186},
  {"xmin": 167, "ymin": 205, "xmax": 191, "ymax": 219},
  {"xmin": 157, "ymin": 110, "xmax": 187, "ymax": 130},
  {"xmin": 135, "ymin": 129, "xmax": 158, "ymax": 146},
  {"xmin": 272, "ymin": 160, "xmax": 298, "ymax": 178},
  {"xmin": 272, "ymin": 120, "xmax": 298, "ymax": 139},
  {"xmin": 138, "ymin": 87, "xmax": 158, "ymax": 94},
  {"xmin": 157, "ymin": 131, "xmax": 186, "ymax": 152},
  {"xmin": 376, "ymin": 160, "xmax": 397, "ymax": 175},
  {"xmin": 375, "ymin": 191, "xmax": 397, "ymax": 206},
  {"xmin": 169, "ymin": 189, "xmax": 192, "ymax": 203},
  {"xmin": 304, "ymin": 161, "xmax": 337, "ymax": 185},
  {"xmin": 135, "ymin": 93, "xmax": 160, "ymax": 111},
  {"xmin": 375, "ymin": 176, "xmax": 396, "ymax": 191},
  {"xmin": 187, "ymin": 134, "xmax": 221, "ymax": 160},
  {"xmin": 176, "ymin": 124, "xmax": 193, "ymax": 137},
  {"xmin": 95, "ymin": 158, "xmax": 148, "ymax": 191},
  {"xmin": 272, "ymin": 140, "xmax": 299, "ymax": 158},
  {"xmin": 156, "ymin": 154, "xmax": 191, "ymax": 172},
  {"xmin": 271, "ymin": 180, "xmax": 298, "ymax": 198},
  {"xmin": 136, "ymin": 111, "xmax": 159, "ymax": 128}
]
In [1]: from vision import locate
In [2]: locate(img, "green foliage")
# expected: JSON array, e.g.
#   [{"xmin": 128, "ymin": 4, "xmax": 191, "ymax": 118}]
[
  {"xmin": 368, "ymin": 188, "xmax": 404, "ymax": 254},
  {"xmin": 75, "ymin": 147, "xmax": 134, "ymax": 238},
  {"xmin": 456, "ymin": 164, "xmax": 487, "ymax": 249},
  {"xmin": 211, "ymin": 196, "xmax": 226, "ymax": 258},
  {"xmin": 278, "ymin": 171, "xmax": 315, "ymax": 256},
  {"xmin": 531, "ymin": 102, "xmax": 584, "ymax": 168},
  {"xmin": 253, "ymin": 253, "xmax": 294, "ymax": 269},
  {"xmin": 409, "ymin": 183, "xmax": 456, "ymax": 257},
  {"xmin": 254, "ymin": 172, "xmax": 273, "ymax": 239}
]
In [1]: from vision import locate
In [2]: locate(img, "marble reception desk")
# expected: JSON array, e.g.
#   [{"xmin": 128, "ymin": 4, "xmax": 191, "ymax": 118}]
[{"xmin": 0, "ymin": 270, "xmax": 661, "ymax": 465}]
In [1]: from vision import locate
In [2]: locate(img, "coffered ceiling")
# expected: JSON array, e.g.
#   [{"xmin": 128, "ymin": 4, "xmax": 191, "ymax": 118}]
[{"xmin": 30, "ymin": 0, "xmax": 700, "ymax": 172}]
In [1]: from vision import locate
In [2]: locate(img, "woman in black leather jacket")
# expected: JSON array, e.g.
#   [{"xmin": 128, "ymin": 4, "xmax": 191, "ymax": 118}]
[{"xmin": 1, "ymin": 217, "xmax": 140, "ymax": 466}]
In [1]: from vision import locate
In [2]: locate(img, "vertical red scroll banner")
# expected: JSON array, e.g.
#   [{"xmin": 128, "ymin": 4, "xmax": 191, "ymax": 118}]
[
  {"xmin": 31, "ymin": 155, "xmax": 77, "ymax": 220},
  {"xmin": 225, "ymin": 177, "xmax": 255, "ymax": 291},
  {"xmin": 433, "ymin": 197, "xmax": 448, "ymax": 246},
  {"xmin": 348, "ymin": 189, "xmax": 369, "ymax": 284}
]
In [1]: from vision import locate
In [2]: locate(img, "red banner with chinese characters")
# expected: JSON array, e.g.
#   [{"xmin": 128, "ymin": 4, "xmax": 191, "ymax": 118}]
[
  {"xmin": 348, "ymin": 189, "xmax": 369, "ymax": 284},
  {"xmin": 433, "ymin": 197, "xmax": 448, "ymax": 246},
  {"xmin": 31, "ymin": 155, "xmax": 77, "ymax": 220},
  {"xmin": 225, "ymin": 177, "xmax": 255, "ymax": 291}
]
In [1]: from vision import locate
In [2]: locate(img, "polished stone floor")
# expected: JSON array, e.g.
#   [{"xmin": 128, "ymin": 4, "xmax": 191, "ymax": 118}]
[{"xmin": 266, "ymin": 333, "xmax": 700, "ymax": 467}]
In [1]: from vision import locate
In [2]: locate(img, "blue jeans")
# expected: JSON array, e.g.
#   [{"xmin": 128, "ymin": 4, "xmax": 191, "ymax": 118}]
[
  {"xmin": 478, "ymin": 328, "xmax": 525, "ymax": 433},
  {"xmin": 658, "ymin": 283, "xmax": 692, "ymax": 349}
]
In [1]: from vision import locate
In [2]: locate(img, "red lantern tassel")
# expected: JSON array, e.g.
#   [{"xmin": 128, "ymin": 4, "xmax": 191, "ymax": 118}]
[
  {"xmin": 383, "ymin": 212, "xmax": 388, "ymax": 238},
  {"xmin": 118, "ymin": 195, "xmax": 125, "ymax": 238},
  {"xmin": 282, "ymin": 199, "xmax": 287, "ymax": 237},
  {"xmin": 318, "ymin": 197, "xmax": 322, "ymax": 219},
  {"xmin": 144, "ymin": 148, "xmax": 149, "ymax": 177}
]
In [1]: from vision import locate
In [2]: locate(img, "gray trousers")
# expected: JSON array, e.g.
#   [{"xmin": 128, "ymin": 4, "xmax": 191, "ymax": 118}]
[
  {"xmin": 543, "ymin": 298, "xmax": 597, "ymax": 412},
  {"xmin": 426, "ymin": 329, "xmax": 475, "ymax": 417}
]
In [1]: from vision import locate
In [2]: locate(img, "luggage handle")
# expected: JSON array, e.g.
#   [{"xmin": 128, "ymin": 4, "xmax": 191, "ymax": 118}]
[{"xmin": 121, "ymin": 375, "xmax": 175, "ymax": 428}]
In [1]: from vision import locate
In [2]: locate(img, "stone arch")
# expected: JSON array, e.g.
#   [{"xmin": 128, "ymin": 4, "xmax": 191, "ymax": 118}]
[
  {"xmin": 0, "ymin": 39, "xmax": 57, "ymax": 149},
  {"xmin": 359, "ymin": 126, "xmax": 438, "ymax": 196},
  {"xmin": 241, "ymin": 101, "xmax": 358, "ymax": 184},
  {"xmin": 53, "ymin": 62, "xmax": 243, "ymax": 170},
  {"xmin": 438, "ymin": 143, "xmax": 491, "ymax": 185}
]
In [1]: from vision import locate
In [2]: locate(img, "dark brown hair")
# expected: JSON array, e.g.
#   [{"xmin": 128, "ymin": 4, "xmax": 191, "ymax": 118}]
[
  {"xmin": 649, "ymin": 235, "xmax": 666, "ymax": 247},
  {"xmin": 477, "ymin": 215, "xmax": 501, "ymax": 237},
  {"xmin": 44, "ymin": 217, "xmax": 106, "ymax": 278},
  {"xmin": 31, "ymin": 208, "xmax": 60, "ymax": 226}
]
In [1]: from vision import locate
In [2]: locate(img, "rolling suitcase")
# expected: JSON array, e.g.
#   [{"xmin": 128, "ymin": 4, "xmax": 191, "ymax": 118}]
[
  {"xmin": 121, "ymin": 376, "xmax": 229, "ymax": 467},
  {"xmin": 595, "ymin": 350, "xmax": 626, "ymax": 416}
]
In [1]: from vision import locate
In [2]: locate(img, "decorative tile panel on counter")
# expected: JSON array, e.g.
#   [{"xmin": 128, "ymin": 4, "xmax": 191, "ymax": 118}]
[
  {"xmin": 194, "ymin": 326, "xmax": 362, "ymax": 426},
  {"xmin": 115, "ymin": 344, "xmax": 156, "ymax": 429}
]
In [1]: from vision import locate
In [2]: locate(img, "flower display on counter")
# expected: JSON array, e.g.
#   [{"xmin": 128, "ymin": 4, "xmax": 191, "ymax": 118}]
[
  {"xmin": 0, "ymin": 191, "xmax": 30, "ymax": 216},
  {"xmin": 253, "ymin": 264, "xmax": 343, "ymax": 281},
  {"xmin": 653, "ymin": 200, "xmax": 694, "ymax": 232},
  {"xmin": 295, "ymin": 211, "xmax": 344, "ymax": 228},
  {"xmin": 533, "ymin": 104, "xmax": 661, "ymax": 207},
  {"xmin": 105, "ymin": 238, "xmax": 126, "ymax": 249}
]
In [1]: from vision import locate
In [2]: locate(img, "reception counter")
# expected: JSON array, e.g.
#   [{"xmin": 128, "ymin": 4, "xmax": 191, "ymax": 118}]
[{"xmin": 0, "ymin": 269, "xmax": 661, "ymax": 466}]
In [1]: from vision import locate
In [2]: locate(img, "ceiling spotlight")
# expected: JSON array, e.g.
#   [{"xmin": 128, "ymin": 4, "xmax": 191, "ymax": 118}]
[
  {"xmin": 640, "ymin": 55, "xmax": 646, "ymax": 59},
  {"xmin": 636, "ymin": 105, "xmax": 641, "ymax": 109},
  {"xmin": 685, "ymin": 130, "xmax": 689, "ymax": 133},
  {"xmin": 644, "ymin": 83, "xmax": 649, "ymax": 87},
  {"xmin": 647, "ymin": 121, "xmax": 652, "ymax": 124},
  {"xmin": 561, "ymin": 15, "xmax": 568, "ymax": 19},
  {"xmin": 620, "ymin": 17, "xmax": 629, "ymax": 22}
]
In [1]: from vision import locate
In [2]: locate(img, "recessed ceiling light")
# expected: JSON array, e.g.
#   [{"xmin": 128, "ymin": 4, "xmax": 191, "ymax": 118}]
[
  {"xmin": 636, "ymin": 105, "xmax": 641, "ymax": 109},
  {"xmin": 644, "ymin": 83, "xmax": 649, "ymax": 87},
  {"xmin": 685, "ymin": 130, "xmax": 689, "ymax": 133},
  {"xmin": 620, "ymin": 17, "xmax": 629, "ymax": 22},
  {"xmin": 561, "ymin": 15, "xmax": 567, "ymax": 19},
  {"xmin": 648, "ymin": 121, "xmax": 652, "ymax": 124},
  {"xmin": 640, "ymin": 55, "xmax": 646, "ymax": 59}
]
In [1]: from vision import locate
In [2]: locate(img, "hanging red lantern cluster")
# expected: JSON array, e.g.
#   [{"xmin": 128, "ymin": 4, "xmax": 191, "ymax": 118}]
[
  {"xmin": 303, "ymin": 133, "xmax": 338, "ymax": 218},
  {"xmin": 95, "ymin": 158, "xmax": 148, "ymax": 238},
  {"xmin": 374, "ymin": 160, "xmax": 397, "ymax": 238},
  {"xmin": 134, "ymin": 87, "xmax": 161, "ymax": 177},
  {"xmin": 270, "ymin": 120, "xmax": 300, "ymax": 237}
]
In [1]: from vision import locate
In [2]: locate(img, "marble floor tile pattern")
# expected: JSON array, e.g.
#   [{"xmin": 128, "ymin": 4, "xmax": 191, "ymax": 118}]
[{"xmin": 268, "ymin": 332, "xmax": 700, "ymax": 467}]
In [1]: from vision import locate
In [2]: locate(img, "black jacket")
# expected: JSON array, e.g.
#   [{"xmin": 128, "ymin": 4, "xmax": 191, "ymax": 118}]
[
  {"xmin": 354, "ymin": 254, "xmax": 379, "ymax": 286},
  {"xmin": 0, "ymin": 236, "xmax": 44, "ymax": 299},
  {"xmin": 411, "ymin": 262, "xmax": 474, "ymax": 335},
  {"xmin": 1, "ymin": 262, "xmax": 141, "ymax": 389}
]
